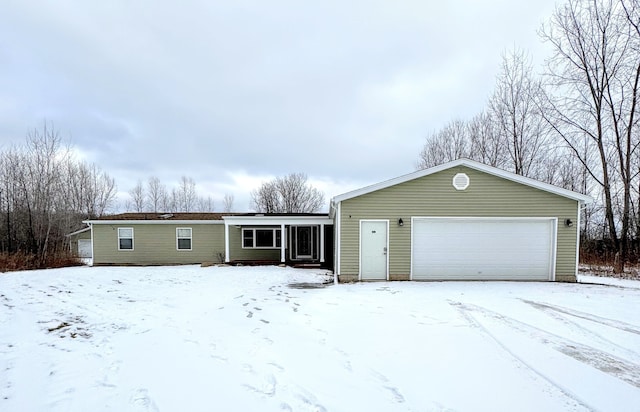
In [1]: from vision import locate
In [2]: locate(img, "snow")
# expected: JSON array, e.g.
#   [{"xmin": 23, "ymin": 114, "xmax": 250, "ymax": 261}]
[
  {"xmin": 578, "ymin": 273, "xmax": 640, "ymax": 290},
  {"xmin": 1, "ymin": 265, "xmax": 639, "ymax": 412}
]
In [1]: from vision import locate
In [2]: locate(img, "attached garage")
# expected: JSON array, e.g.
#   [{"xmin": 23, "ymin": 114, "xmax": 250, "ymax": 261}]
[
  {"xmin": 411, "ymin": 217, "xmax": 556, "ymax": 281},
  {"xmin": 331, "ymin": 159, "xmax": 592, "ymax": 283}
]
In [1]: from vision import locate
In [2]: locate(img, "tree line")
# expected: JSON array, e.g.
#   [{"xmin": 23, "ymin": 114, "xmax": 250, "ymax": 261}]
[
  {"xmin": 0, "ymin": 123, "xmax": 116, "ymax": 267},
  {"xmin": 126, "ymin": 176, "xmax": 235, "ymax": 213},
  {"xmin": 417, "ymin": 0, "xmax": 639, "ymax": 272}
]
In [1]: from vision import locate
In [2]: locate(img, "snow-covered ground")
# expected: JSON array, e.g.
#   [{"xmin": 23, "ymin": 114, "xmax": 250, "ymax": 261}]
[{"xmin": 1, "ymin": 266, "xmax": 639, "ymax": 412}]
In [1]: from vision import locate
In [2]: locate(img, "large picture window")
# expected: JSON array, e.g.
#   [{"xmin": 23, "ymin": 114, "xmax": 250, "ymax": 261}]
[
  {"xmin": 118, "ymin": 228, "xmax": 134, "ymax": 250},
  {"xmin": 242, "ymin": 228, "xmax": 281, "ymax": 249},
  {"xmin": 176, "ymin": 228, "xmax": 192, "ymax": 250}
]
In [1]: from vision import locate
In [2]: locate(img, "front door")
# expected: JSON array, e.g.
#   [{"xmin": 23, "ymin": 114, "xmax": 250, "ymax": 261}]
[
  {"xmin": 296, "ymin": 226, "xmax": 312, "ymax": 258},
  {"xmin": 360, "ymin": 220, "xmax": 388, "ymax": 280}
]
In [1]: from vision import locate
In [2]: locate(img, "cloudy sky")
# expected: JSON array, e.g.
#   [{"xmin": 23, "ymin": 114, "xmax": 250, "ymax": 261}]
[{"xmin": 0, "ymin": 0, "xmax": 558, "ymax": 211}]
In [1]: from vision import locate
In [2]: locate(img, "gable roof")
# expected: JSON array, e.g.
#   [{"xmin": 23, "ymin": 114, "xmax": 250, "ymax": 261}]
[{"xmin": 331, "ymin": 158, "xmax": 593, "ymax": 205}]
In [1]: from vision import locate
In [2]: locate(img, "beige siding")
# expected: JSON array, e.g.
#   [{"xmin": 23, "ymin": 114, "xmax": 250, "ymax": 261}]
[
  {"xmin": 338, "ymin": 166, "xmax": 579, "ymax": 281},
  {"xmin": 92, "ymin": 223, "xmax": 225, "ymax": 265},
  {"xmin": 227, "ymin": 226, "xmax": 282, "ymax": 261}
]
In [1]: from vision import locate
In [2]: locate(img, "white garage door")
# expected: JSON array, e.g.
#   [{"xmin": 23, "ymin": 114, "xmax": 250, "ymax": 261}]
[
  {"xmin": 411, "ymin": 218, "xmax": 555, "ymax": 281},
  {"xmin": 78, "ymin": 239, "xmax": 92, "ymax": 258}
]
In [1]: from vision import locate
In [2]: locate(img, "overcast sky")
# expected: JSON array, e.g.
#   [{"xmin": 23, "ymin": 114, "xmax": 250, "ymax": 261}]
[{"xmin": 0, "ymin": 0, "xmax": 559, "ymax": 211}]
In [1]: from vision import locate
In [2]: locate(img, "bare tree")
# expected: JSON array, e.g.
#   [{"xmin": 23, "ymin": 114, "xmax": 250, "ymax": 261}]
[
  {"xmin": 416, "ymin": 119, "xmax": 470, "ymax": 169},
  {"xmin": 146, "ymin": 176, "xmax": 167, "ymax": 212},
  {"xmin": 251, "ymin": 173, "xmax": 325, "ymax": 213},
  {"xmin": 128, "ymin": 180, "xmax": 145, "ymax": 212},
  {"xmin": 540, "ymin": 0, "xmax": 640, "ymax": 272},
  {"xmin": 489, "ymin": 48, "xmax": 551, "ymax": 178},
  {"xmin": 197, "ymin": 196, "xmax": 215, "ymax": 212},
  {"xmin": 177, "ymin": 176, "xmax": 197, "ymax": 212},
  {"xmin": 468, "ymin": 111, "xmax": 503, "ymax": 167},
  {"xmin": 222, "ymin": 193, "xmax": 235, "ymax": 212}
]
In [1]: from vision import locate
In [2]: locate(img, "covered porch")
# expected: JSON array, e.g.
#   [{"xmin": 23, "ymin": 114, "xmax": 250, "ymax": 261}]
[{"xmin": 223, "ymin": 214, "xmax": 333, "ymax": 268}]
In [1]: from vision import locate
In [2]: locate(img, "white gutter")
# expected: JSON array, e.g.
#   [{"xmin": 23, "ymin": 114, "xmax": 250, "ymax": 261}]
[
  {"xmin": 222, "ymin": 216, "xmax": 333, "ymax": 226},
  {"xmin": 84, "ymin": 220, "xmax": 225, "ymax": 225}
]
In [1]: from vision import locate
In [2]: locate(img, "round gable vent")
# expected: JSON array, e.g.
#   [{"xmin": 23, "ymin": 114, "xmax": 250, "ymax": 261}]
[{"xmin": 452, "ymin": 173, "xmax": 470, "ymax": 190}]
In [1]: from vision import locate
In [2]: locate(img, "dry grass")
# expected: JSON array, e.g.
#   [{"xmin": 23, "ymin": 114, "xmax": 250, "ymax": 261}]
[
  {"xmin": 578, "ymin": 263, "xmax": 640, "ymax": 280},
  {"xmin": 0, "ymin": 252, "xmax": 84, "ymax": 273}
]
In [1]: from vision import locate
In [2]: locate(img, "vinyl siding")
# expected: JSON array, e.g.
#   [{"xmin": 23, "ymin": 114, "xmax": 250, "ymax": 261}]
[
  {"xmin": 92, "ymin": 223, "xmax": 225, "ymax": 265},
  {"xmin": 338, "ymin": 166, "xmax": 579, "ymax": 281}
]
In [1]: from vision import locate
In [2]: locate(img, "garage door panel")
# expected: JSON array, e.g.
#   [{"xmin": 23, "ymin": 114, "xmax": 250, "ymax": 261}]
[{"xmin": 412, "ymin": 218, "xmax": 555, "ymax": 281}]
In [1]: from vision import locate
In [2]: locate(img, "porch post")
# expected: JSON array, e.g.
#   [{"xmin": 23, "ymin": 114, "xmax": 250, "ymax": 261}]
[
  {"xmin": 280, "ymin": 223, "xmax": 286, "ymax": 263},
  {"xmin": 320, "ymin": 223, "xmax": 325, "ymax": 263},
  {"xmin": 224, "ymin": 222, "xmax": 230, "ymax": 263}
]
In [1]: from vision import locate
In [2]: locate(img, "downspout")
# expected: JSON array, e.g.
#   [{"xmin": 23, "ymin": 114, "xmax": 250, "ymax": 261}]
[
  {"xmin": 330, "ymin": 201, "xmax": 341, "ymax": 285},
  {"xmin": 224, "ymin": 220, "xmax": 230, "ymax": 263},
  {"xmin": 280, "ymin": 223, "xmax": 286, "ymax": 263},
  {"xmin": 89, "ymin": 223, "xmax": 94, "ymax": 266}
]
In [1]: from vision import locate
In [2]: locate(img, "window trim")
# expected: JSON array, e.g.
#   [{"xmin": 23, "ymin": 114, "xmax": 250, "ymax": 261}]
[
  {"xmin": 176, "ymin": 227, "xmax": 193, "ymax": 251},
  {"xmin": 118, "ymin": 227, "xmax": 134, "ymax": 251},
  {"xmin": 242, "ymin": 228, "xmax": 281, "ymax": 249}
]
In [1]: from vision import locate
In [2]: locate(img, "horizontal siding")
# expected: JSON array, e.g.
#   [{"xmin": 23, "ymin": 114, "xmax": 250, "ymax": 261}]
[
  {"xmin": 339, "ymin": 166, "xmax": 578, "ymax": 280},
  {"xmin": 93, "ymin": 224, "xmax": 225, "ymax": 265}
]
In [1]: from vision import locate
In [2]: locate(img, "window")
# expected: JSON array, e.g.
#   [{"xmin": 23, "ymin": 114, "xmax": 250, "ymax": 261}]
[
  {"xmin": 242, "ymin": 228, "xmax": 281, "ymax": 248},
  {"xmin": 118, "ymin": 228, "xmax": 133, "ymax": 250},
  {"xmin": 177, "ymin": 228, "xmax": 192, "ymax": 250}
]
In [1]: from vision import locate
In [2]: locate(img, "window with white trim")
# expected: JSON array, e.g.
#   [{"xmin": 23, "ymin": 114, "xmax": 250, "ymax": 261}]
[
  {"xmin": 118, "ymin": 228, "xmax": 134, "ymax": 250},
  {"xmin": 176, "ymin": 227, "xmax": 192, "ymax": 250},
  {"xmin": 242, "ymin": 228, "xmax": 281, "ymax": 248}
]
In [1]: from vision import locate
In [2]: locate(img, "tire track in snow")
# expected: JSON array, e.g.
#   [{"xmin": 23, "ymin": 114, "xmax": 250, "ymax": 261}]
[
  {"xmin": 521, "ymin": 300, "xmax": 640, "ymax": 335},
  {"xmin": 450, "ymin": 301, "xmax": 595, "ymax": 412},
  {"xmin": 522, "ymin": 299, "xmax": 640, "ymax": 362},
  {"xmin": 453, "ymin": 301, "xmax": 640, "ymax": 389}
]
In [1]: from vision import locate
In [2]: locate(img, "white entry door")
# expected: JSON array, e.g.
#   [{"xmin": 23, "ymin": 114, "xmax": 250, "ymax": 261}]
[{"xmin": 360, "ymin": 220, "xmax": 388, "ymax": 280}]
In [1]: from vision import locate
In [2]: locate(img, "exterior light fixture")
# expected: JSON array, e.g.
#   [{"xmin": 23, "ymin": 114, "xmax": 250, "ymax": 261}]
[
  {"xmin": 398, "ymin": 218, "xmax": 404, "ymax": 227},
  {"xmin": 565, "ymin": 219, "xmax": 573, "ymax": 227}
]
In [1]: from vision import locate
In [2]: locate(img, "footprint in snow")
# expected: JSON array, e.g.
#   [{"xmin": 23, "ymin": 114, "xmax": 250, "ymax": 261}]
[
  {"xmin": 247, "ymin": 311, "xmax": 253, "ymax": 319},
  {"xmin": 384, "ymin": 386, "xmax": 405, "ymax": 403},
  {"xmin": 130, "ymin": 389, "xmax": 159, "ymax": 412}
]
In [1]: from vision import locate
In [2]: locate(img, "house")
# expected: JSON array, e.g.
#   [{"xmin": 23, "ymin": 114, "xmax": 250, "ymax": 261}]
[
  {"xmin": 74, "ymin": 159, "xmax": 591, "ymax": 282},
  {"xmin": 82, "ymin": 212, "xmax": 333, "ymax": 268}
]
